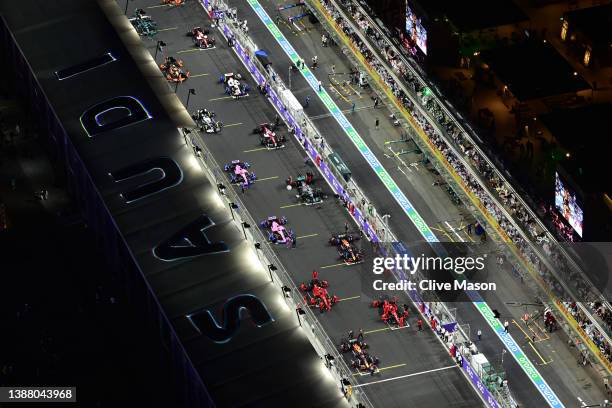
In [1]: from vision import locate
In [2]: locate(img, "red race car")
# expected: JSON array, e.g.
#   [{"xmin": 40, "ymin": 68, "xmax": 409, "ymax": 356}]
[
  {"xmin": 189, "ymin": 26, "xmax": 216, "ymax": 49},
  {"xmin": 253, "ymin": 122, "xmax": 286, "ymax": 149},
  {"xmin": 299, "ymin": 270, "xmax": 338, "ymax": 313},
  {"xmin": 371, "ymin": 296, "xmax": 409, "ymax": 328}
]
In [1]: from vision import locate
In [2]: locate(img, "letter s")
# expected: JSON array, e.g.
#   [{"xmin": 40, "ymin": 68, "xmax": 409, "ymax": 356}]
[{"xmin": 187, "ymin": 295, "xmax": 274, "ymax": 343}]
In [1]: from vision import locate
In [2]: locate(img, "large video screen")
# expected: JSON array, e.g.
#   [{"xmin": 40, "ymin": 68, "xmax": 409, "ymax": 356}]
[
  {"xmin": 405, "ymin": 2, "xmax": 427, "ymax": 55},
  {"xmin": 555, "ymin": 172, "xmax": 584, "ymax": 237}
]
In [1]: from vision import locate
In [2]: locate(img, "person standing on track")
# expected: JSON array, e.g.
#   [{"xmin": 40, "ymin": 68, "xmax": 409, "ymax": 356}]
[{"xmin": 311, "ymin": 55, "xmax": 318, "ymax": 69}]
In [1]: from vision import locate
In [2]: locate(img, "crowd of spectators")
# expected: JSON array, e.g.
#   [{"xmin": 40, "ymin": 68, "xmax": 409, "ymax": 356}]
[
  {"xmin": 317, "ymin": 0, "xmax": 612, "ymax": 356},
  {"xmin": 594, "ymin": 302, "xmax": 612, "ymax": 334},
  {"xmin": 565, "ymin": 302, "xmax": 612, "ymax": 361}
]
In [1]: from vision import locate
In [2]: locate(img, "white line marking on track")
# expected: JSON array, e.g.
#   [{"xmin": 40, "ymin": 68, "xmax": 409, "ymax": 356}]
[
  {"xmin": 353, "ymin": 365, "xmax": 458, "ymax": 388},
  {"xmin": 445, "ymin": 221, "xmax": 463, "ymax": 242}
]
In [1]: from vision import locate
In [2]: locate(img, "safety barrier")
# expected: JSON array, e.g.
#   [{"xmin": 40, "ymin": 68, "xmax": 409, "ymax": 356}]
[{"xmin": 307, "ymin": 0, "xmax": 612, "ymax": 378}]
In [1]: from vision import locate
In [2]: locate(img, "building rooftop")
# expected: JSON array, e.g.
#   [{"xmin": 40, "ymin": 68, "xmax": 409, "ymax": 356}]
[
  {"xmin": 415, "ymin": 0, "xmax": 528, "ymax": 32},
  {"xmin": 565, "ymin": 3, "xmax": 612, "ymax": 46},
  {"xmin": 481, "ymin": 39, "xmax": 591, "ymax": 100},
  {"xmin": 539, "ymin": 103, "xmax": 611, "ymax": 196}
]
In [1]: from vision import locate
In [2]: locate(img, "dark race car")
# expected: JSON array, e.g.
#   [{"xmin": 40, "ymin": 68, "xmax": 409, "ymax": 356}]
[
  {"xmin": 371, "ymin": 296, "xmax": 409, "ymax": 328},
  {"xmin": 351, "ymin": 350, "xmax": 379, "ymax": 376},
  {"xmin": 286, "ymin": 172, "xmax": 325, "ymax": 205},
  {"xmin": 160, "ymin": 56, "xmax": 189, "ymax": 83},
  {"xmin": 299, "ymin": 270, "xmax": 338, "ymax": 313},
  {"xmin": 253, "ymin": 123, "xmax": 286, "ymax": 149},
  {"xmin": 259, "ymin": 216, "xmax": 295, "ymax": 246},
  {"xmin": 130, "ymin": 9, "xmax": 158, "ymax": 37},
  {"xmin": 224, "ymin": 160, "xmax": 256, "ymax": 186},
  {"xmin": 329, "ymin": 233, "xmax": 363, "ymax": 265},
  {"xmin": 188, "ymin": 26, "xmax": 216, "ymax": 49},
  {"xmin": 192, "ymin": 108, "xmax": 223, "ymax": 133},
  {"xmin": 338, "ymin": 330, "xmax": 379, "ymax": 376},
  {"xmin": 219, "ymin": 72, "xmax": 250, "ymax": 99},
  {"xmin": 339, "ymin": 330, "xmax": 368, "ymax": 353},
  {"xmin": 296, "ymin": 183, "xmax": 326, "ymax": 206}
]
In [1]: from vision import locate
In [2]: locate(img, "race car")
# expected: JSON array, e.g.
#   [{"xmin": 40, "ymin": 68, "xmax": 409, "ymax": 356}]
[
  {"xmin": 259, "ymin": 215, "xmax": 288, "ymax": 229},
  {"xmin": 339, "ymin": 330, "xmax": 379, "ymax": 376},
  {"xmin": 189, "ymin": 26, "xmax": 215, "ymax": 49},
  {"xmin": 351, "ymin": 351, "xmax": 379, "ymax": 376},
  {"xmin": 130, "ymin": 9, "xmax": 158, "ymax": 37},
  {"xmin": 224, "ymin": 160, "xmax": 256, "ymax": 186},
  {"xmin": 329, "ymin": 233, "xmax": 363, "ymax": 265},
  {"xmin": 286, "ymin": 172, "xmax": 325, "ymax": 205},
  {"xmin": 160, "ymin": 56, "xmax": 189, "ymax": 83},
  {"xmin": 371, "ymin": 296, "xmax": 409, "ymax": 328},
  {"xmin": 187, "ymin": 25, "xmax": 210, "ymax": 37},
  {"xmin": 296, "ymin": 183, "xmax": 326, "ymax": 206},
  {"xmin": 259, "ymin": 216, "xmax": 295, "ymax": 246},
  {"xmin": 253, "ymin": 123, "xmax": 286, "ymax": 149},
  {"xmin": 192, "ymin": 109, "xmax": 223, "ymax": 133},
  {"xmin": 299, "ymin": 270, "xmax": 338, "ymax": 313},
  {"xmin": 339, "ymin": 330, "xmax": 368, "ymax": 353},
  {"xmin": 219, "ymin": 72, "xmax": 250, "ymax": 99}
]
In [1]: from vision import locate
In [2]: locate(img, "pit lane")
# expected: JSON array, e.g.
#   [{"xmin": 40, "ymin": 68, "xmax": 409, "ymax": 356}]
[{"xmin": 129, "ymin": 1, "xmax": 484, "ymax": 406}]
